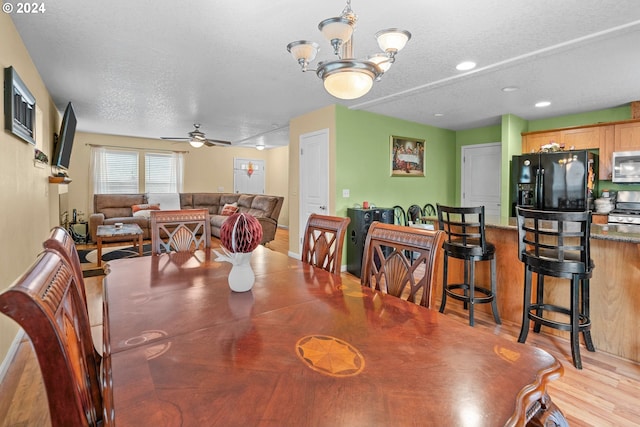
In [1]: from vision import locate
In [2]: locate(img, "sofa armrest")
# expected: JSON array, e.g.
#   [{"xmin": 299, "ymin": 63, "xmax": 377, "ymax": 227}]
[
  {"xmin": 89, "ymin": 213, "xmax": 105, "ymax": 243},
  {"xmin": 257, "ymin": 217, "xmax": 277, "ymax": 245}
]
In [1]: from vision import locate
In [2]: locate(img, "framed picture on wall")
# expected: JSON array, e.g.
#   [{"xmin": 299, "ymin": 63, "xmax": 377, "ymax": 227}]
[
  {"xmin": 390, "ymin": 135, "xmax": 425, "ymax": 177},
  {"xmin": 4, "ymin": 66, "xmax": 36, "ymax": 145}
]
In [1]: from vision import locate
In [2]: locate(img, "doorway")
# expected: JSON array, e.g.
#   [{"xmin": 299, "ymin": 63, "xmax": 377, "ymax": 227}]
[
  {"xmin": 233, "ymin": 158, "xmax": 265, "ymax": 194},
  {"xmin": 461, "ymin": 143, "xmax": 501, "ymax": 216},
  {"xmin": 299, "ymin": 129, "xmax": 330, "ymax": 252}
]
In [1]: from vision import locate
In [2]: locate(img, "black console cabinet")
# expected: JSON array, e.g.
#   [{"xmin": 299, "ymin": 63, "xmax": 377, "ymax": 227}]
[{"xmin": 346, "ymin": 207, "xmax": 394, "ymax": 277}]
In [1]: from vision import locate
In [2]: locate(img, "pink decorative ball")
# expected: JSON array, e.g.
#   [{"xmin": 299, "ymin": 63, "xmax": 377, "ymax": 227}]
[{"xmin": 220, "ymin": 213, "xmax": 263, "ymax": 253}]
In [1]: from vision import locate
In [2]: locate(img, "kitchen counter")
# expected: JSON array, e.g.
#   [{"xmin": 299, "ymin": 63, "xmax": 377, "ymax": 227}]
[{"xmin": 429, "ymin": 215, "xmax": 640, "ymax": 363}]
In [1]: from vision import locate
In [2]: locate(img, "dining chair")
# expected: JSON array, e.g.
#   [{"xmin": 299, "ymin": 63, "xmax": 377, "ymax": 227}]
[
  {"xmin": 423, "ymin": 203, "xmax": 436, "ymax": 217},
  {"xmin": 0, "ymin": 249, "xmax": 110, "ymax": 426},
  {"xmin": 516, "ymin": 207, "xmax": 596, "ymax": 369},
  {"xmin": 150, "ymin": 209, "xmax": 211, "ymax": 254},
  {"xmin": 437, "ymin": 204, "xmax": 501, "ymax": 326},
  {"xmin": 407, "ymin": 204, "xmax": 424, "ymax": 224},
  {"xmin": 301, "ymin": 213, "xmax": 351, "ymax": 274},
  {"xmin": 361, "ymin": 221, "xmax": 445, "ymax": 307},
  {"xmin": 392, "ymin": 205, "xmax": 407, "ymax": 226},
  {"xmin": 43, "ymin": 226, "xmax": 102, "ymax": 361}
]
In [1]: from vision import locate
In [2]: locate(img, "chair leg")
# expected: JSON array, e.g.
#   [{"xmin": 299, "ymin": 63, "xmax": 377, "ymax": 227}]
[
  {"xmin": 533, "ymin": 273, "xmax": 544, "ymax": 334},
  {"xmin": 468, "ymin": 259, "xmax": 475, "ymax": 327},
  {"xmin": 462, "ymin": 259, "xmax": 469, "ymax": 310},
  {"xmin": 489, "ymin": 256, "xmax": 501, "ymax": 325},
  {"xmin": 582, "ymin": 278, "xmax": 596, "ymax": 352},
  {"xmin": 570, "ymin": 276, "xmax": 582, "ymax": 369},
  {"xmin": 439, "ymin": 253, "xmax": 448, "ymax": 313},
  {"xmin": 518, "ymin": 266, "xmax": 532, "ymax": 343}
]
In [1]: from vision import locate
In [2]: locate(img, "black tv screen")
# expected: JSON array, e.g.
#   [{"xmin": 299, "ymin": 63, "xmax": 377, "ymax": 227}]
[{"xmin": 52, "ymin": 102, "xmax": 77, "ymax": 170}]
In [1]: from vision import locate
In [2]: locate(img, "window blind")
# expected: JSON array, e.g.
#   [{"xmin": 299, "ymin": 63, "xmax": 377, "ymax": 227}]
[
  {"xmin": 145, "ymin": 152, "xmax": 177, "ymax": 193},
  {"xmin": 93, "ymin": 149, "xmax": 139, "ymax": 194}
]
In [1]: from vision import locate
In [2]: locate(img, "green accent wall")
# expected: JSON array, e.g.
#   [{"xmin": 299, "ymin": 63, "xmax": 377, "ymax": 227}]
[
  {"xmin": 527, "ymin": 105, "xmax": 631, "ymax": 132},
  {"xmin": 335, "ymin": 105, "xmax": 456, "ymax": 217}
]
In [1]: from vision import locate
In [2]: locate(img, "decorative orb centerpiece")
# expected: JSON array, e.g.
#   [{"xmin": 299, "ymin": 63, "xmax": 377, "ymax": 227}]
[
  {"xmin": 220, "ymin": 212, "xmax": 263, "ymax": 253},
  {"xmin": 216, "ymin": 213, "xmax": 263, "ymax": 293}
]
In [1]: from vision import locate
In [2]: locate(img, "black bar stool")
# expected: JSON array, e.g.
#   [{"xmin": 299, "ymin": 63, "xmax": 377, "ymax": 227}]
[
  {"xmin": 515, "ymin": 207, "xmax": 595, "ymax": 369},
  {"xmin": 436, "ymin": 204, "xmax": 501, "ymax": 326}
]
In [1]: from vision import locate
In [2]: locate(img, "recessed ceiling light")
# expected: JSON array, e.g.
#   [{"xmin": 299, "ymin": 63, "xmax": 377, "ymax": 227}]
[
  {"xmin": 456, "ymin": 61, "xmax": 476, "ymax": 71},
  {"xmin": 502, "ymin": 86, "xmax": 519, "ymax": 92},
  {"xmin": 535, "ymin": 101, "xmax": 551, "ymax": 108},
  {"xmin": 434, "ymin": 113, "xmax": 444, "ymax": 117}
]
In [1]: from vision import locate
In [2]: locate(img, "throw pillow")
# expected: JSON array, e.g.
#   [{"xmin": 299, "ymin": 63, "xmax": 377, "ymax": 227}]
[
  {"xmin": 221, "ymin": 202, "xmax": 239, "ymax": 216},
  {"xmin": 147, "ymin": 193, "xmax": 181, "ymax": 210},
  {"xmin": 133, "ymin": 209, "xmax": 154, "ymax": 219},
  {"xmin": 132, "ymin": 203, "xmax": 160, "ymax": 213}
]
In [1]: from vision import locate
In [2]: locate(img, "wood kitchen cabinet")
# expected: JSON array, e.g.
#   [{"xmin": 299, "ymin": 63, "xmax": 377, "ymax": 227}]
[
  {"xmin": 521, "ymin": 131, "xmax": 560, "ymax": 153},
  {"xmin": 614, "ymin": 121, "xmax": 640, "ymax": 152}
]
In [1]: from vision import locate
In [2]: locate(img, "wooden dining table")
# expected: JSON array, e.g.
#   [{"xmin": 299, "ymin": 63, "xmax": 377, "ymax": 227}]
[{"xmin": 102, "ymin": 246, "xmax": 567, "ymax": 427}]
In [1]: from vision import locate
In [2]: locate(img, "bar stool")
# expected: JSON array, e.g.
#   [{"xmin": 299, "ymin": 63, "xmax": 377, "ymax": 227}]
[
  {"xmin": 436, "ymin": 204, "xmax": 501, "ymax": 326},
  {"xmin": 515, "ymin": 207, "xmax": 595, "ymax": 369}
]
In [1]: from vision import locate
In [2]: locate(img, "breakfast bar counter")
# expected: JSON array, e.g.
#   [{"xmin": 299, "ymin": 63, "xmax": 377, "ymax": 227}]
[{"xmin": 432, "ymin": 216, "xmax": 640, "ymax": 363}]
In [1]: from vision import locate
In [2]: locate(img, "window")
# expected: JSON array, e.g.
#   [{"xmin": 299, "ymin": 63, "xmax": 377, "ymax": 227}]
[{"xmin": 91, "ymin": 147, "xmax": 184, "ymax": 195}]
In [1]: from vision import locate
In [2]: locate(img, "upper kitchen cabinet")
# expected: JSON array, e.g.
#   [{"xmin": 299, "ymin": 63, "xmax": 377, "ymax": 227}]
[
  {"xmin": 614, "ymin": 121, "xmax": 640, "ymax": 152},
  {"xmin": 522, "ymin": 131, "xmax": 561, "ymax": 153}
]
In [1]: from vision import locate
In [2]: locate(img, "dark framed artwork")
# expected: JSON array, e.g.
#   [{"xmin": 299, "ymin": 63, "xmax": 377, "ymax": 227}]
[
  {"xmin": 390, "ymin": 135, "xmax": 425, "ymax": 177},
  {"xmin": 4, "ymin": 66, "xmax": 36, "ymax": 145}
]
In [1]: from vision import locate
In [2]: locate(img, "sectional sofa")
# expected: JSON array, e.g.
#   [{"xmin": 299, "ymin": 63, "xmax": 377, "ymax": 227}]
[{"xmin": 89, "ymin": 193, "xmax": 284, "ymax": 245}]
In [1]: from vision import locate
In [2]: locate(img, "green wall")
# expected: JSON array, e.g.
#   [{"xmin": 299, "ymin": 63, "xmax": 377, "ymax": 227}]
[
  {"xmin": 526, "ymin": 105, "xmax": 631, "ymax": 132},
  {"xmin": 335, "ymin": 106, "xmax": 456, "ymax": 217}
]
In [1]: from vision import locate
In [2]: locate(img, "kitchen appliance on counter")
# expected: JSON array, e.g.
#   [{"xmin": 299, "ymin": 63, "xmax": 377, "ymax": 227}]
[
  {"xmin": 608, "ymin": 191, "xmax": 640, "ymax": 232},
  {"xmin": 510, "ymin": 150, "xmax": 597, "ymax": 216}
]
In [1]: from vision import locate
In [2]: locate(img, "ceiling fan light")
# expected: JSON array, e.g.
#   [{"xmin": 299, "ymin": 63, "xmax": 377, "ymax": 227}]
[
  {"xmin": 256, "ymin": 143, "xmax": 265, "ymax": 151},
  {"xmin": 287, "ymin": 40, "xmax": 320, "ymax": 63},
  {"xmin": 318, "ymin": 17, "xmax": 354, "ymax": 45},
  {"xmin": 375, "ymin": 28, "xmax": 411, "ymax": 53},
  {"xmin": 189, "ymin": 139, "xmax": 204, "ymax": 148}
]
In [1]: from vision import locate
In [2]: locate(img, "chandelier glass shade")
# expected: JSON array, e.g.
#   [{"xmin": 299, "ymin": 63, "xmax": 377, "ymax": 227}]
[{"xmin": 286, "ymin": 0, "xmax": 411, "ymax": 100}]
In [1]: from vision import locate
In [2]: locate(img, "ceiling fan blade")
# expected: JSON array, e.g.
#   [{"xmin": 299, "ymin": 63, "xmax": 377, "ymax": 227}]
[
  {"xmin": 160, "ymin": 136, "xmax": 189, "ymax": 140},
  {"xmin": 204, "ymin": 139, "xmax": 232, "ymax": 146}
]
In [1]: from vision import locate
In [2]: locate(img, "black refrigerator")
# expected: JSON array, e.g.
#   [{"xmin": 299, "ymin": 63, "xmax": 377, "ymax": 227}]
[{"xmin": 510, "ymin": 150, "xmax": 597, "ymax": 215}]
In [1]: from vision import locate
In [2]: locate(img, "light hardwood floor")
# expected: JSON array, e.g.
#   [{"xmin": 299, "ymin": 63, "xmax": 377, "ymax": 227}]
[{"xmin": 1, "ymin": 228, "xmax": 639, "ymax": 427}]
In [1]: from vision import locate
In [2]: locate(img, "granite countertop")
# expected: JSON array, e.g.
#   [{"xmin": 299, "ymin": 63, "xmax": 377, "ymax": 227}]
[{"xmin": 484, "ymin": 216, "xmax": 640, "ymax": 243}]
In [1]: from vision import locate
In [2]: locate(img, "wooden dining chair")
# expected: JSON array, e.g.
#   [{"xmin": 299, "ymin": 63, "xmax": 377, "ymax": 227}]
[
  {"xmin": 0, "ymin": 249, "xmax": 110, "ymax": 426},
  {"xmin": 301, "ymin": 213, "xmax": 351, "ymax": 274},
  {"xmin": 150, "ymin": 209, "xmax": 211, "ymax": 255},
  {"xmin": 361, "ymin": 221, "xmax": 445, "ymax": 307}
]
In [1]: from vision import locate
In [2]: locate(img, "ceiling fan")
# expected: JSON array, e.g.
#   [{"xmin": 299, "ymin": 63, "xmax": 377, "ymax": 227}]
[{"xmin": 160, "ymin": 124, "xmax": 232, "ymax": 148}]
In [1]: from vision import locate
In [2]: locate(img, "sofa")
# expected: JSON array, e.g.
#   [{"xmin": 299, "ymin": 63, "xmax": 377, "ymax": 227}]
[{"xmin": 89, "ymin": 193, "xmax": 284, "ymax": 245}]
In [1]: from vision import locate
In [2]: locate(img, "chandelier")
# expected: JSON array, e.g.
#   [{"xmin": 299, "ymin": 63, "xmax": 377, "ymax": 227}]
[{"xmin": 286, "ymin": 0, "xmax": 411, "ymax": 100}]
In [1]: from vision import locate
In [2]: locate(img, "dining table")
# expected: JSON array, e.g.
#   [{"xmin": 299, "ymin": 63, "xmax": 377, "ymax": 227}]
[{"xmin": 102, "ymin": 245, "xmax": 567, "ymax": 427}]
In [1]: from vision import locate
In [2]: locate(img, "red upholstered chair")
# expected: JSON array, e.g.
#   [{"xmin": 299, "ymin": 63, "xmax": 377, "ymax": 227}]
[
  {"xmin": 301, "ymin": 214, "xmax": 351, "ymax": 274},
  {"xmin": 0, "ymin": 249, "xmax": 111, "ymax": 426},
  {"xmin": 361, "ymin": 221, "xmax": 445, "ymax": 307},
  {"xmin": 150, "ymin": 209, "xmax": 211, "ymax": 254}
]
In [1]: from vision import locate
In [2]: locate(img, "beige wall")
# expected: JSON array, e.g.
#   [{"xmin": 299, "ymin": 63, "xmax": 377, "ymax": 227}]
[
  {"xmin": 0, "ymin": 14, "xmax": 60, "ymax": 365},
  {"xmin": 66, "ymin": 132, "xmax": 289, "ymax": 226},
  {"xmin": 288, "ymin": 105, "xmax": 336, "ymax": 255}
]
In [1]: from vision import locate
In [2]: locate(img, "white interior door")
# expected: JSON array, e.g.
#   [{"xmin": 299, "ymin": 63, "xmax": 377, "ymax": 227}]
[
  {"xmin": 233, "ymin": 158, "xmax": 265, "ymax": 194},
  {"xmin": 299, "ymin": 129, "xmax": 329, "ymax": 252},
  {"xmin": 461, "ymin": 143, "xmax": 502, "ymax": 216}
]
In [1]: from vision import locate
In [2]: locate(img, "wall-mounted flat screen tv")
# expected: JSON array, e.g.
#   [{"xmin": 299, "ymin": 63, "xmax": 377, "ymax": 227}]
[{"xmin": 51, "ymin": 102, "xmax": 77, "ymax": 170}]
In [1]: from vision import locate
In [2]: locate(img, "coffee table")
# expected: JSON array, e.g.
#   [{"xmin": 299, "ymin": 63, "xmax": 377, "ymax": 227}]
[{"xmin": 95, "ymin": 224, "xmax": 144, "ymax": 267}]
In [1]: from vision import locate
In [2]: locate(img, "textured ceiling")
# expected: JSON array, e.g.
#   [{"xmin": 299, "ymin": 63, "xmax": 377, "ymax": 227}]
[{"xmin": 10, "ymin": 1, "xmax": 640, "ymax": 149}]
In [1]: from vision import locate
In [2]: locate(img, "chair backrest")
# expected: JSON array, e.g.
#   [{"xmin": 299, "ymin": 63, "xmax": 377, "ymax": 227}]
[
  {"xmin": 361, "ymin": 222, "xmax": 445, "ymax": 307},
  {"xmin": 392, "ymin": 205, "xmax": 407, "ymax": 226},
  {"xmin": 150, "ymin": 209, "xmax": 211, "ymax": 255},
  {"xmin": 422, "ymin": 203, "xmax": 436, "ymax": 217},
  {"xmin": 301, "ymin": 213, "xmax": 351, "ymax": 274},
  {"xmin": 515, "ymin": 207, "xmax": 592, "ymax": 278},
  {"xmin": 437, "ymin": 204, "xmax": 488, "ymax": 256},
  {"xmin": 0, "ymin": 249, "xmax": 105, "ymax": 426},
  {"xmin": 407, "ymin": 204, "xmax": 424, "ymax": 224},
  {"xmin": 43, "ymin": 226, "xmax": 87, "ymax": 304}
]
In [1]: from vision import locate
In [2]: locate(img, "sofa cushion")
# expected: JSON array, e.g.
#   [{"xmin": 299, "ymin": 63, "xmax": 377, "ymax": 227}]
[
  {"xmin": 192, "ymin": 193, "xmax": 223, "ymax": 214},
  {"xmin": 147, "ymin": 193, "xmax": 181, "ymax": 210},
  {"xmin": 221, "ymin": 203, "xmax": 239, "ymax": 216},
  {"xmin": 95, "ymin": 194, "xmax": 145, "ymax": 219},
  {"xmin": 132, "ymin": 203, "xmax": 160, "ymax": 213}
]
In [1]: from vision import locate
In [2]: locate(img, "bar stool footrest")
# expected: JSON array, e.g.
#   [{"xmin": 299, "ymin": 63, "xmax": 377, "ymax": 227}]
[
  {"xmin": 527, "ymin": 303, "xmax": 591, "ymax": 333},
  {"xmin": 444, "ymin": 283, "xmax": 495, "ymax": 304}
]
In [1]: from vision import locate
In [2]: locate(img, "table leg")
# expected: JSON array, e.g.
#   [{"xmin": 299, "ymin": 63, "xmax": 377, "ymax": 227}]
[
  {"xmin": 137, "ymin": 234, "xmax": 143, "ymax": 257},
  {"xmin": 97, "ymin": 237, "xmax": 103, "ymax": 267}
]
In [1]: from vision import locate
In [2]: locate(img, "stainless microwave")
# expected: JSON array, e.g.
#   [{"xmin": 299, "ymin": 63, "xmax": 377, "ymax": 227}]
[{"xmin": 612, "ymin": 151, "xmax": 640, "ymax": 183}]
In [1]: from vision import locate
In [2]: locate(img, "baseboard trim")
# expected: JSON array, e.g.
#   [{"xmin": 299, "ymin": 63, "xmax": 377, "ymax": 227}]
[{"xmin": 0, "ymin": 330, "xmax": 25, "ymax": 386}]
